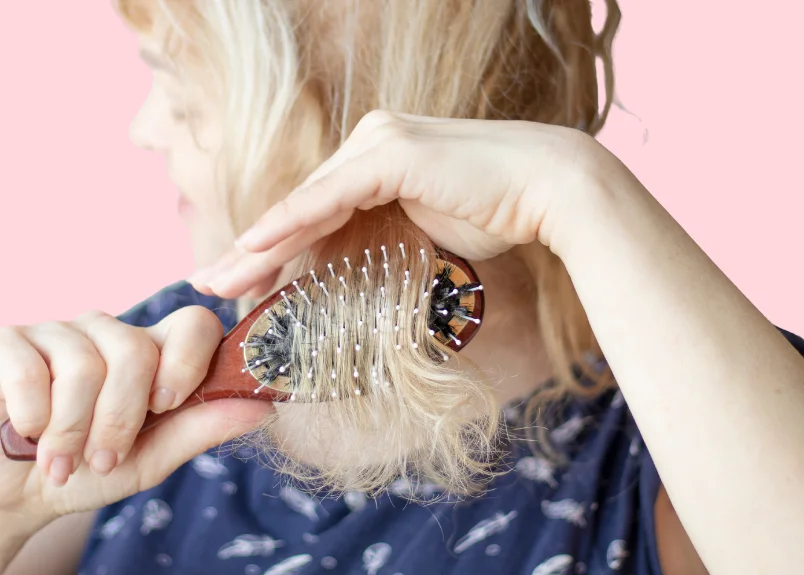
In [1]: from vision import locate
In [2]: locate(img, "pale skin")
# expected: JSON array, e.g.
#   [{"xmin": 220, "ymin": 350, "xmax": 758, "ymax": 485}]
[{"xmin": 5, "ymin": 37, "xmax": 800, "ymax": 575}]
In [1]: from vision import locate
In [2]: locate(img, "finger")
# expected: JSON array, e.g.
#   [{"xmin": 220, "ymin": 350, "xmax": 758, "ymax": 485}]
[
  {"xmin": 22, "ymin": 321, "xmax": 107, "ymax": 485},
  {"xmin": 0, "ymin": 326, "xmax": 52, "ymax": 440},
  {"xmin": 236, "ymin": 144, "xmax": 405, "ymax": 253},
  {"xmin": 73, "ymin": 312, "xmax": 159, "ymax": 477},
  {"xmin": 187, "ymin": 248, "xmax": 246, "ymax": 289},
  {"xmin": 208, "ymin": 211, "xmax": 352, "ymax": 299},
  {"xmin": 122, "ymin": 399, "xmax": 274, "ymax": 491},
  {"xmin": 144, "ymin": 306, "xmax": 224, "ymax": 415}
]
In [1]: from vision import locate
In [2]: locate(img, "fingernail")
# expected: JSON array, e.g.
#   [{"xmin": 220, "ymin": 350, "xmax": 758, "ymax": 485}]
[
  {"xmin": 151, "ymin": 387, "xmax": 177, "ymax": 414},
  {"xmin": 90, "ymin": 450, "xmax": 118, "ymax": 477},
  {"xmin": 49, "ymin": 455, "xmax": 73, "ymax": 487}
]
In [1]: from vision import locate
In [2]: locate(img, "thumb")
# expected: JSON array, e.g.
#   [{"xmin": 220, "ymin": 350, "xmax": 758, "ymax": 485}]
[{"xmin": 124, "ymin": 398, "xmax": 274, "ymax": 489}]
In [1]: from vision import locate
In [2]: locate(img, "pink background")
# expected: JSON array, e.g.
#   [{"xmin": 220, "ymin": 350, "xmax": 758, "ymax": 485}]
[{"xmin": 1, "ymin": 2, "xmax": 802, "ymax": 335}]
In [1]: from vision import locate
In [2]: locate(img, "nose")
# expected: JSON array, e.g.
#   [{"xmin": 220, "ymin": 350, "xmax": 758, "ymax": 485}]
[{"xmin": 129, "ymin": 86, "xmax": 167, "ymax": 153}]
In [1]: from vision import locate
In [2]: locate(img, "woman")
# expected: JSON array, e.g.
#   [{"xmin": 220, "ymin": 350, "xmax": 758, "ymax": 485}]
[{"xmin": 2, "ymin": 1, "xmax": 802, "ymax": 574}]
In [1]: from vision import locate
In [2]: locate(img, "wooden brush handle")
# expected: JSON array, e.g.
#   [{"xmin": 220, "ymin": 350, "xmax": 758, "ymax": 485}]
[{"xmin": 1, "ymin": 289, "xmax": 290, "ymax": 462}]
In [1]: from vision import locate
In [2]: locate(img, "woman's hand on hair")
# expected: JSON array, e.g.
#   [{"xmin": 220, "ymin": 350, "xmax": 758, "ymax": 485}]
[{"xmin": 188, "ymin": 110, "xmax": 615, "ymax": 298}]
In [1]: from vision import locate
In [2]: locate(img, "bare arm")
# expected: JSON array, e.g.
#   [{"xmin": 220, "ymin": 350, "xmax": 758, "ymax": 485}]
[
  {"xmin": 3, "ymin": 512, "xmax": 95, "ymax": 575},
  {"xmin": 553, "ymin": 147, "xmax": 804, "ymax": 574}
]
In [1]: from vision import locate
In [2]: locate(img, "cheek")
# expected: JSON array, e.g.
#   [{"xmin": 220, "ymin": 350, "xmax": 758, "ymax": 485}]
[{"xmin": 170, "ymin": 139, "xmax": 221, "ymax": 211}]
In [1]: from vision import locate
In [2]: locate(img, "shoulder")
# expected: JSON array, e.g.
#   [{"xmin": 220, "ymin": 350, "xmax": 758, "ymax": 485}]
[{"xmin": 115, "ymin": 280, "xmax": 238, "ymax": 331}]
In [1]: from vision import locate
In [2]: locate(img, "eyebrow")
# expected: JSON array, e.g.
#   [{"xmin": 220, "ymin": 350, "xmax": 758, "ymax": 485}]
[{"xmin": 139, "ymin": 49, "xmax": 175, "ymax": 74}]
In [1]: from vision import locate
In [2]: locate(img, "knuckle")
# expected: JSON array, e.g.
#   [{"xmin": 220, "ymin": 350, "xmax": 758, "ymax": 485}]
[
  {"xmin": 5, "ymin": 362, "xmax": 49, "ymax": 390},
  {"xmin": 111, "ymin": 332, "xmax": 159, "ymax": 372},
  {"xmin": 92, "ymin": 414, "xmax": 142, "ymax": 444},
  {"xmin": 161, "ymin": 353, "xmax": 206, "ymax": 387},
  {"xmin": 61, "ymin": 349, "xmax": 107, "ymax": 385},
  {"xmin": 357, "ymin": 109, "xmax": 396, "ymax": 132},
  {"xmin": 45, "ymin": 418, "xmax": 91, "ymax": 450},
  {"xmin": 175, "ymin": 306, "xmax": 224, "ymax": 340},
  {"xmin": 74, "ymin": 309, "xmax": 111, "ymax": 326}
]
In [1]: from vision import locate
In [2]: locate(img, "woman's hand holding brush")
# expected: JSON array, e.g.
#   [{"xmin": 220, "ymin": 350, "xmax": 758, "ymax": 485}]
[{"xmin": 0, "ymin": 307, "xmax": 272, "ymax": 538}]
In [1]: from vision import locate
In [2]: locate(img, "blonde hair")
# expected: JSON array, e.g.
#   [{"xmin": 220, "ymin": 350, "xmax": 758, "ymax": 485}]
[{"xmin": 117, "ymin": 0, "xmax": 620, "ymax": 492}]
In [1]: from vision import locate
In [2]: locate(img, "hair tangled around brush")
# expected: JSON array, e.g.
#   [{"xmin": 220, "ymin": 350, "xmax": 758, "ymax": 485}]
[{"xmin": 237, "ymin": 206, "xmax": 504, "ymax": 498}]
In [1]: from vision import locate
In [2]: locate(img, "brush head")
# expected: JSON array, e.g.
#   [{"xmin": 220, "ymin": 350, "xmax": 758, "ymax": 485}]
[{"xmin": 238, "ymin": 245, "xmax": 483, "ymax": 402}]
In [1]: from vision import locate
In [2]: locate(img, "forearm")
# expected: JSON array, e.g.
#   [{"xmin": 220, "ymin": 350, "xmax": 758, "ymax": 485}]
[{"xmin": 552, "ymin": 160, "xmax": 804, "ymax": 574}]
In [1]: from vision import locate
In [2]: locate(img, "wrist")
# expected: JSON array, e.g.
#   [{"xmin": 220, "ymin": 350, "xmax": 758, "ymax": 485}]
[{"xmin": 537, "ymin": 138, "xmax": 644, "ymax": 268}]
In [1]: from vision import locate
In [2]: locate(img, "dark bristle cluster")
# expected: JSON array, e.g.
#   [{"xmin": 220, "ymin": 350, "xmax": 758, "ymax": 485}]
[
  {"xmin": 244, "ymin": 310, "xmax": 295, "ymax": 384},
  {"xmin": 428, "ymin": 263, "xmax": 482, "ymax": 344}
]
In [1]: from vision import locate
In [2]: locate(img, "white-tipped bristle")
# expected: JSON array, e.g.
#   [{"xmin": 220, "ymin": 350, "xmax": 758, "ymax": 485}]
[
  {"xmin": 449, "ymin": 334, "xmax": 462, "ymax": 346},
  {"xmin": 353, "ymin": 369, "xmax": 358, "ymax": 378},
  {"xmin": 413, "ymin": 342, "xmax": 419, "ymax": 349},
  {"xmin": 239, "ymin": 341, "xmax": 245, "ymax": 348},
  {"xmin": 383, "ymin": 262, "xmax": 389, "ymax": 277},
  {"xmin": 365, "ymin": 249, "xmax": 371, "ymax": 266},
  {"xmin": 339, "ymin": 276, "xmax": 348, "ymax": 290},
  {"xmin": 310, "ymin": 270, "xmax": 319, "ymax": 285},
  {"xmin": 311, "ymin": 392, "xmax": 316, "ymax": 399},
  {"xmin": 337, "ymin": 346, "xmax": 342, "ymax": 354},
  {"xmin": 307, "ymin": 369, "xmax": 313, "ymax": 379},
  {"xmin": 344, "ymin": 257, "xmax": 351, "ymax": 270},
  {"xmin": 449, "ymin": 288, "xmax": 459, "ymax": 297},
  {"xmin": 355, "ymin": 344, "xmax": 361, "ymax": 351},
  {"xmin": 423, "ymin": 291, "xmax": 429, "ymax": 298},
  {"xmin": 429, "ymin": 329, "xmax": 435, "ymax": 336},
  {"xmin": 331, "ymin": 391, "xmax": 337, "ymax": 398},
  {"xmin": 241, "ymin": 368, "xmax": 247, "ymax": 373},
  {"xmin": 355, "ymin": 389, "xmax": 361, "ymax": 396},
  {"xmin": 328, "ymin": 263, "xmax": 335, "ymax": 277},
  {"xmin": 381, "ymin": 245, "xmax": 388, "ymax": 262},
  {"xmin": 290, "ymin": 394, "xmax": 297, "ymax": 401},
  {"xmin": 299, "ymin": 289, "xmax": 311, "ymax": 305},
  {"xmin": 312, "ymin": 349, "xmax": 319, "ymax": 356},
  {"xmin": 433, "ymin": 279, "xmax": 439, "ymax": 287},
  {"xmin": 331, "ymin": 370, "xmax": 336, "ymax": 380},
  {"xmin": 442, "ymin": 354, "xmax": 449, "ymax": 361},
  {"xmin": 396, "ymin": 344, "xmax": 401, "ymax": 350},
  {"xmin": 413, "ymin": 308, "xmax": 419, "ymax": 314},
  {"xmin": 395, "ymin": 304, "xmax": 401, "ymax": 311},
  {"xmin": 362, "ymin": 267, "xmax": 369, "ymax": 281},
  {"xmin": 420, "ymin": 248, "xmax": 425, "ymax": 262},
  {"xmin": 469, "ymin": 285, "xmax": 484, "ymax": 292},
  {"xmin": 439, "ymin": 309, "xmax": 449, "ymax": 316},
  {"xmin": 320, "ymin": 282, "xmax": 329, "ymax": 297},
  {"xmin": 399, "ymin": 243, "xmax": 406, "ymax": 259}
]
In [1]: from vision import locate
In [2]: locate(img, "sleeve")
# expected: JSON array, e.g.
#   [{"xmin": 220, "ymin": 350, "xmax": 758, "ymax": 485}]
[
  {"xmin": 637, "ymin": 324, "xmax": 804, "ymax": 574},
  {"xmin": 115, "ymin": 280, "xmax": 238, "ymax": 330}
]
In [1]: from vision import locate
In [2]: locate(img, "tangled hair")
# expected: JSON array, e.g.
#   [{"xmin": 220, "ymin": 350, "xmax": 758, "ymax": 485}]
[{"xmin": 116, "ymin": 0, "xmax": 620, "ymax": 492}]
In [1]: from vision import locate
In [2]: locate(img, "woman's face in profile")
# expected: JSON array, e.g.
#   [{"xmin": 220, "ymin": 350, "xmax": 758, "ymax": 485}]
[{"xmin": 129, "ymin": 35, "xmax": 232, "ymax": 268}]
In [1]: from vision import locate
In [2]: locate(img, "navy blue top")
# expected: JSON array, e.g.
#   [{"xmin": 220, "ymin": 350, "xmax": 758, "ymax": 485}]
[{"xmin": 75, "ymin": 280, "xmax": 804, "ymax": 575}]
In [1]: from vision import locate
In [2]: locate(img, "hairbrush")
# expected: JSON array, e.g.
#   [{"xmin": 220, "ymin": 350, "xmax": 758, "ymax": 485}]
[{"xmin": 1, "ymin": 245, "xmax": 484, "ymax": 462}]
